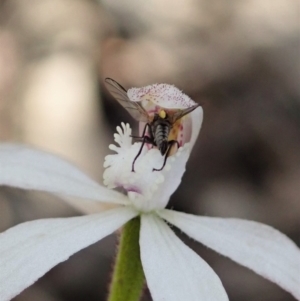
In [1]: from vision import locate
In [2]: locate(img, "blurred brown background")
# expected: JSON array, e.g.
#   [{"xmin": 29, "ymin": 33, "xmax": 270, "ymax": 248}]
[{"xmin": 0, "ymin": 0, "xmax": 299, "ymax": 300}]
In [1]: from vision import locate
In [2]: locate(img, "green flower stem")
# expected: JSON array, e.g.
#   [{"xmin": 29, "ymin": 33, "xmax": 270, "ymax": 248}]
[{"xmin": 108, "ymin": 216, "xmax": 145, "ymax": 301}]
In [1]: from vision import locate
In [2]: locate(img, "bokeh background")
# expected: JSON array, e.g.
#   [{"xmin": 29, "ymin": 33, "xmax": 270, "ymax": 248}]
[{"xmin": 0, "ymin": 0, "xmax": 299, "ymax": 300}]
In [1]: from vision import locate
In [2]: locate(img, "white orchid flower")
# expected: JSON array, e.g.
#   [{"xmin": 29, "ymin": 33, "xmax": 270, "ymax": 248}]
[{"xmin": 0, "ymin": 83, "xmax": 299, "ymax": 301}]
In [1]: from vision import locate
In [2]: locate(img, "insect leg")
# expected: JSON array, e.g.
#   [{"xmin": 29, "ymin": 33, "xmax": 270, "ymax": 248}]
[
  {"xmin": 131, "ymin": 123, "xmax": 153, "ymax": 172},
  {"xmin": 153, "ymin": 140, "xmax": 180, "ymax": 172},
  {"xmin": 130, "ymin": 123, "xmax": 152, "ymax": 140},
  {"xmin": 132, "ymin": 135, "xmax": 153, "ymax": 172}
]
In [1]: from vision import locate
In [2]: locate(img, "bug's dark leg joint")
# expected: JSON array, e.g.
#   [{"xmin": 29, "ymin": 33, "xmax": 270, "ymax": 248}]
[
  {"xmin": 132, "ymin": 136, "xmax": 153, "ymax": 172},
  {"xmin": 152, "ymin": 140, "xmax": 179, "ymax": 172},
  {"xmin": 131, "ymin": 123, "xmax": 154, "ymax": 172},
  {"xmin": 130, "ymin": 135, "xmax": 143, "ymax": 138},
  {"xmin": 142, "ymin": 123, "xmax": 152, "ymax": 137},
  {"xmin": 130, "ymin": 136, "xmax": 144, "ymax": 143},
  {"xmin": 132, "ymin": 140, "xmax": 145, "ymax": 172},
  {"xmin": 130, "ymin": 123, "xmax": 153, "ymax": 140}
]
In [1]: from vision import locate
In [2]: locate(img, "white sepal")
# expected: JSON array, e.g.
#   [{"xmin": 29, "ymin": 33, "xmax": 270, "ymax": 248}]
[
  {"xmin": 0, "ymin": 207, "xmax": 137, "ymax": 301},
  {"xmin": 140, "ymin": 214, "xmax": 229, "ymax": 301},
  {"xmin": 159, "ymin": 209, "xmax": 300, "ymax": 300},
  {"xmin": 0, "ymin": 144, "xmax": 127, "ymax": 204}
]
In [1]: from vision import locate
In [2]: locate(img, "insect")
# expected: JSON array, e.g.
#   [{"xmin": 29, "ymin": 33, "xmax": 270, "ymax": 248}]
[{"xmin": 105, "ymin": 78, "xmax": 199, "ymax": 172}]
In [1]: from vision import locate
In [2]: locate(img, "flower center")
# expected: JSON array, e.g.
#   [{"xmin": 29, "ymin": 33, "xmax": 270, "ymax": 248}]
[{"xmin": 103, "ymin": 123, "xmax": 191, "ymax": 212}]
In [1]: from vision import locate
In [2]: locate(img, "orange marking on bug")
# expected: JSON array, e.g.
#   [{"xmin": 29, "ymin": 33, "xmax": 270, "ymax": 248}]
[{"xmin": 168, "ymin": 119, "xmax": 182, "ymax": 142}]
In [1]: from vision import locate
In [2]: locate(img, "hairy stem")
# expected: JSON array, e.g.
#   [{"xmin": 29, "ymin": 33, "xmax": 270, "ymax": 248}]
[{"xmin": 108, "ymin": 217, "xmax": 145, "ymax": 301}]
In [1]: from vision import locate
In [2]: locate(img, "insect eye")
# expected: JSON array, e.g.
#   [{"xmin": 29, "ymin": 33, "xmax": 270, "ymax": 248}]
[{"xmin": 159, "ymin": 109, "xmax": 167, "ymax": 119}]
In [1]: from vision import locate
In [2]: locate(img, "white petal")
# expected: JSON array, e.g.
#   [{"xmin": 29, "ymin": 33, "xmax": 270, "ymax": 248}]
[
  {"xmin": 140, "ymin": 214, "xmax": 229, "ymax": 301},
  {"xmin": 190, "ymin": 106, "xmax": 203, "ymax": 151},
  {"xmin": 0, "ymin": 144, "xmax": 127, "ymax": 204},
  {"xmin": 149, "ymin": 144, "xmax": 190, "ymax": 210},
  {"xmin": 159, "ymin": 210, "xmax": 300, "ymax": 300},
  {"xmin": 126, "ymin": 143, "xmax": 191, "ymax": 212},
  {"xmin": 0, "ymin": 207, "xmax": 137, "ymax": 301},
  {"xmin": 60, "ymin": 196, "xmax": 119, "ymax": 214}
]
